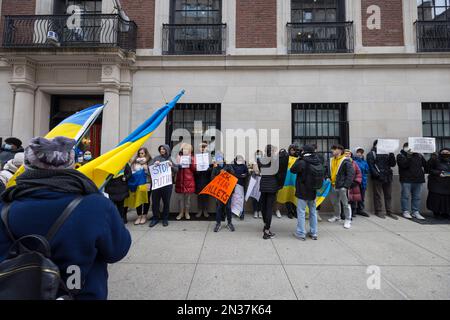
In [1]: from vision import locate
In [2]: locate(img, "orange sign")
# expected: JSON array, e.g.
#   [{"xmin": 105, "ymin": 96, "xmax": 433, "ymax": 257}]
[{"xmin": 200, "ymin": 171, "xmax": 238, "ymax": 204}]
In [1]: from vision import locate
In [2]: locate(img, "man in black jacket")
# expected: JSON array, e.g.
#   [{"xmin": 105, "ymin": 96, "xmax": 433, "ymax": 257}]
[
  {"xmin": 396, "ymin": 142, "xmax": 427, "ymax": 220},
  {"xmin": 290, "ymin": 145, "xmax": 323, "ymax": 240},
  {"xmin": 366, "ymin": 140, "xmax": 398, "ymax": 220},
  {"xmin": 327, "ymin": 145, "xmax": 354, "ymax": 229}
]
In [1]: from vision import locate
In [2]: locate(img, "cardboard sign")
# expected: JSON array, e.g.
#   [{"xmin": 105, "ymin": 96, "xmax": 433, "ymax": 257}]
[
  {"xmin": 149, "ymin": 161, "xmax": 172, "ymax": 190},
  {"xmin": 377, "ymin": 139, "xmax": 399, "ymax": 154},
  {"xmin": 245, "ymin": 176, "xmax": 261, "ymax": 202},
  {"xmin": 180, "ymin": 155, "xmax": 191, "ymax": 168},
  {"xmin": 195, "ymin": 153, "xmax": 210, "ymax": 172},
  {"xmin": 200, "ymin": 171, "xmax": 238, "ymax": 204},
  {"xmin": 231, "ymin": 185, "xmax": 245, "ymax": 217},
  {"xmin": 408, "ymin": 137, "xmax": 436, "ymax": 154}
]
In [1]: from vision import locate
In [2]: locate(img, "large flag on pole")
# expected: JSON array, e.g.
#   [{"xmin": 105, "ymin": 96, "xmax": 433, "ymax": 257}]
[
  {"xmin": 7, "ymin": 103, "xmax": 105, "ymax": 187},
  {"xmin": 79, "ymin": 90, "xmax": 185, "ymax": 188}
]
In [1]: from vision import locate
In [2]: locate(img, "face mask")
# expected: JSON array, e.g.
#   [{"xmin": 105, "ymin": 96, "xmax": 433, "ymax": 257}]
[
  {"xmin": 256, "ymin": 155, "xmax": 262, "ymax": 160},
  {"xmin": 236, "ymin": 160, "xmax": 244, "ymax": 165},
  {"xmin": 3, "ymin": 144, "xmax": 12, "ymax": 150},
  {"xmin": 404, "ymin": 147, "xmax": 410, "ymax": 153},
  {"xmin": 84, "ymin": 155, "xmax": 92, "ymax": 161}
]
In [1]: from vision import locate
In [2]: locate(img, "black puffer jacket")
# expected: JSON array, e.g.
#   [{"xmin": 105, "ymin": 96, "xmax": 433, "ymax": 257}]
[
  {"xmin": 257, "ymin": 150, "xmax": 288, "ymax": 194},
  {"xmin": 367, "ymin": 147, "xmax": 396, "ymax": 183},
  {"xmin": 326, "ymin": 156, "xmax": 354, "ymax": 189},
  {"xmin": 427, "ymin": 152, "xmax": 450, "ymax": 195},
  {"xmin": 396, "ymin": 150, "xmax": 426, "ymax": 183},
  {"xmin": 195, "ymin": 167, "xmax": 212, "ymax": 194},
  {"xmin": 290, "ymin": 153, "xmax": 322, "ymax": 200},
  {"xmin": 105, "ymin": 163, "xmax": 132, "ymax": 202}
]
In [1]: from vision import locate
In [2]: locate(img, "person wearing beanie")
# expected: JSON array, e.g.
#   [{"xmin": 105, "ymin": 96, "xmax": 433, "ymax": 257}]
[
  {"xmin": 0, "ymin": 152, "xmax": 24, "ymax": 193},
  {"xmin": 0, "ymin": 136, "xmax": 131, "ymax": 300},
  {"xmin": 0, "ymin": 137, "xmax": 24, "ymax": 169}
]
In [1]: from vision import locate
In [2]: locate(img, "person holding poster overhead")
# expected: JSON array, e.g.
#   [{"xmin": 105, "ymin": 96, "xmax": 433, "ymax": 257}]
[
  {"xmin": 426, "ymin": 148, "xmax": 450, "ymax": 219},
  {"xmin": 367, "ymin": 140, "xmax": 398, "ymax": 220},
  {"xmin": 194, "ymin": 142, "xmax": 212, "ymax": 219},
  {"xmin": 396, "ymin": 142, "xmax": 427, "ymax": 220},
  {"xmin": 149, "ymin": 145, "xmax": 178, "ymax": 227},
  {"xmin": 175, "ymin": 143, "xmax": 196, "ymax": 220}
]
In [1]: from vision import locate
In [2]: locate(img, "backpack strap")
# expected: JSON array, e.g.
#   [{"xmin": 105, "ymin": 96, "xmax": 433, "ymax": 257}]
[
  {"xmin": 46, "ymin": 196, "xmax": 84, "ymax": 242},
  {"xmin": 1, "ymin": 203, "xmax": 15, "ymax": 242}
]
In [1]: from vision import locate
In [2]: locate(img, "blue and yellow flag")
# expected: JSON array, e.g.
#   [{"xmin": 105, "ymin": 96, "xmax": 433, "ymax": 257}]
[
  {"xmin": 276, "ymin": 156, "xmax": 332, "ymax": 208},
  {"xmin": 124, "ymin": 169, "xmax": 149, "ymax": 209},
  {"xmin": 79, "ymin": 90, "xmax": 185, "ymax": 188}
]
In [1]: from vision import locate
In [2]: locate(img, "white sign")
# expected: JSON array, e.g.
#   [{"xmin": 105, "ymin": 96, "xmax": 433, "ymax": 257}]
[
  {"xmin": 408, "ymin": 137, "xmax": 436, "ymax": 154},
  {"xmin": 150, "ymin": 161, "xmax": 172, "ymax": 190},
  {"xmin": 377, "ymin": 139, "xmax": 399, "ymax": 155},
  {"xmin": 231, "ymin": 184, "xmax": 245, "ymax": 217},
  {"xmin": 195, "ymin": 153, "xmax": 210, "ymax": 172},
  {"xmin": 245, "ymin": 176, "xmax": 261, "ymax": 202},
  {"xmin": 180, "ymin": 155, "xmax": 191, "ymax": 168}
]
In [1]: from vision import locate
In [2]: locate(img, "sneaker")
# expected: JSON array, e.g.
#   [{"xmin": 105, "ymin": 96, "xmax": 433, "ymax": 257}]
[
  {"xmin": 263, "ymin": 232, "xmax": 271, "ymax": 240},
  {"xmin": 287, "ymin": 212, "xmax": 294, "ymax": 219},
  {"xmin": 412, "ymin": 211, "xmax": 426, "ymax": 220},
  {"xmin": 268, "ymin": 231, "xmax": 276, "ymax": 238},
  {"xmin": 258, "ymin": 211, "xmax": 263, "ymax": 219},
  {"xmin": 387, "ymin": 213, "xmax": 399, "ymax": 220},
  {"xmin": 293, "ymin": 233, "xmax": 306, "ymax": 241},
  {"xmin": 317, "ymin": 213, "xmax": 322, "ymax": 222},
  {"xmin": 149, "ymin": 220, "xmax": 159, "ymax": 228},
  {"xmin": 275, "ymin": 210, "xmax": 282, "ymax": 219},
  {"xmin": 227, "ymin": 223, "xmax": 235, "ymax": 232},
  {"xmin": 214, "ymin": 223, "xmax": 221, "ymax": 232},
  {"xmin": 403, "ymin": 211, "xmax": 413, "ymax": 219},
  {"xmin": 308, "ymin": 233, "xmax": 318, "ymax": 240},
  {"xmin": 375, "ymin": 213, "xmax": 386, "ymax": 219},
  {"xmin": 328, "ymin": 216, "xmax": 340, "ymax": 223},
  {"xmin": 344, "ymin": 220, "xmax": 352, "ymax": 229},
  {"xmin": 254, "ymin": 211, "xmax": 258, "ymax": 219}
]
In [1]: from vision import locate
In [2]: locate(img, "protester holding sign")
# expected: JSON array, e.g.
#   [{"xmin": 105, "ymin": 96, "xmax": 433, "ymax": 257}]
[
  {"xmin": 426, "ymin": 148, "xmax": 450, "ymax": 219},
  {"xmin": 231, "ymin": 155, "xmax": 249, "ymax": 220},
  {"xmin": 367, "ymin": 140, "xmax": 398, "ymax": 220},
  {"xmin": 148, "ymin": 145, "xmax": 177, "ymax": 227},
  {"xmin": 194, "ymin": 143, "xmax": 212, "ymax": 219},
  {"xmin": 396, "ymin": 142, "xmax": 427, "ymax": 220},
  {"xmin": 128, "ymin": 148, "xmax": 152, "ymax": 225},
  {"xmin": 248, "ymin": 150, "xmax": 263, "ymax": 219},
  {"xmin": 175, "ymin": 143, "xmax": 196, "ymax": 220}
]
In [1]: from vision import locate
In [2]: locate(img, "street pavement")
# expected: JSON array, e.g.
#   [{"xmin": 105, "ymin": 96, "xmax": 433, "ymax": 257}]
[{"xmin": 108, "ymin": 212, "xmax": 450, "ymax": 300}]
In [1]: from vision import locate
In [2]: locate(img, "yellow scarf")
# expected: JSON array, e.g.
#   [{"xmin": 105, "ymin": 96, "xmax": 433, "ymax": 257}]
[{"xmin": 330, "ymin": 155, "xmax": 346, "ymax": 187}]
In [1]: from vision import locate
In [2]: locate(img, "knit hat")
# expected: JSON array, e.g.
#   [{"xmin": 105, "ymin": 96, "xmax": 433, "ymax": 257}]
[
  {"xmin": 12, "ymin": 152, "xmax": 24, "ymax": 167},
  {"xmin": 4, "ymin": 137, "xmax": 22, "ymax": 148},
  {"xmin": 24, "ymin": 136, "xmax": 76, "ymax": 170},
  {"xmin": 302, "ymin": 145, "xmax": 315, "ymax": 154}
]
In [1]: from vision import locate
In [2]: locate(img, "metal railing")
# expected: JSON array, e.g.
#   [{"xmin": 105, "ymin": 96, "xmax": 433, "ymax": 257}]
[
  {"xmin": 415, "ymin": 20, "xmax": 450, "ymax": 52},
  {"xmin": 2, "ymin": 14, "xmax": 137, "ymax": 51},
  {"xmin": 287, "ymin": 22, "xmax": 354, "ymax": 54},
  {"xmin": 162, "ymin": 23, "xmax": 226, "ymax": 55}
]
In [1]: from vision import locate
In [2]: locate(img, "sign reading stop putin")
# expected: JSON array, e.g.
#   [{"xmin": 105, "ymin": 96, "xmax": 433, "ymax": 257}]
[{"xmin": 200, "ymin": 171, "xmax": 238, "ymax": 205}]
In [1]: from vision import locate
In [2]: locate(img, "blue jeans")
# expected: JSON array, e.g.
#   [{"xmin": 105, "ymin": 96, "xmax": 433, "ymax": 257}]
[
  {"xmin": 296, "ymin": 199, "xmax": 318, "ymax": 237},
  {"xmin": 401, "ymin": 183, "xmax": 422, "ymax": 213}
]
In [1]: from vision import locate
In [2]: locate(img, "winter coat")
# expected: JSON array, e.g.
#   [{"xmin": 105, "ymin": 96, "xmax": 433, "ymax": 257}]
[
  {"xmin": 366, "ymin": 148, "xmax": 396, "ymax": 183},
  {"xmin": 427, "ymin": 154, "xmax": 450, "ymax": 195},
  {"xmin": 231, "ymin": 162, "xmax": 249, "ymax": 187},
  {"xmin": 258, "ymin": 153, "xmax": 285, "ymax": 194},
  {"xmin": 0, "ymin": 147, "xmax": 24, "ymax": 169},
  {"xmin": 195, "ymin": 166, "xmax": 212, "ymax": 194},
  {"xmin": 396, "ymin": 150, "xmax": 426, "ymax": 184},
  {"xmin": 175, "ymin": 155, "xmax": 196, "ymax": 194},
  {"xmin": 211, "ymin": 163, "xmax": 235, "ymax": 180},
  {"xmin": 0, "ymin": 189, "xmax": 131, "ymax": 300},
  {"xmin": 326, "ymin": 156, "xmax": 355, "ymax": 190},
  {"xmin": 353, "ymin": 157, "xmax": 369, "ymax": 190},
  {"xmin": 348, "ymin": 160, "xmax": 363, "ymax": 202},
  {"xmin": 290, "ymin": 153, "xmax": 322, "ymax": 201},
  {"xmin": 149, "ymin": 144, "xmax": 178, "ymax": 184},
  {"xmin": 105, "ymin": 164, "xmax": 132, "ymax": 202}
]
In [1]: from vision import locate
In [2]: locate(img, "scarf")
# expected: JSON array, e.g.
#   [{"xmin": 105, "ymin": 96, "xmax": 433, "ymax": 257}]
[
  {"xmin": 330, "ymin": 155, "xmax": 346, "ymax": 187},
  {"xmin": 2, "ymin": 168, "xmax": 99, "ymax": 202}
]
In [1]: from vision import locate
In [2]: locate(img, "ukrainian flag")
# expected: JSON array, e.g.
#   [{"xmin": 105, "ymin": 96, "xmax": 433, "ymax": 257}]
[
  {"xmin": 124, "ymin": 169, "xmax": 149, "ymax": 209},
  {"xmin": 7, "ymin": 104, "xmax": 105, "ymax": 187},
  {"xmin": 276, "ymin": 156, "xmax": 332, "ymax": 208},
  {"xmin": 79, "ymin": 90, "xmax": 185, "ymax": 188}
]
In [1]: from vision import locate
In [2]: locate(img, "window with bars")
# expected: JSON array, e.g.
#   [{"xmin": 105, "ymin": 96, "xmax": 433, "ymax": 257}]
[
  {"xmin": 171, "ymin": 0, "xmax": 222, "ymax": 24},
  {"xmin": 292, "ymin": 103, "xmax": 349, "ymax": 161},
  {"xmin": 417, "ymin": 0, "xmax": 450, "ymax": 21},
  {"xmin": 422, "ymin": 103, "xmax": 450, "ymax": 151},
  {"xmin": 291, "ymin": 0, "xmax": 345, "ymax": 23},
  {"xmin": 165, "ymin": 103, "xmax": 221, "ymax": 148}
]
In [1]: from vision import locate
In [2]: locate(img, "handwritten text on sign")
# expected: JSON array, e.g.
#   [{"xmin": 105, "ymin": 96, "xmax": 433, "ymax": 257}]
[
  {"xmin": 150, "ymin": 161, "xmax": 172, "ymax": 190},
  {"xmin": 200, "ymin": 171, "xmax": 238, "ymax": 204}
]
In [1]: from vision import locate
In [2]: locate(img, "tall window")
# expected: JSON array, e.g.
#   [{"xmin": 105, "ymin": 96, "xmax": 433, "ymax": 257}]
[
  {"xmin": 417, "ymin": 0, "xmax": 450, "ymax": 21},
  {"xmin": 422, "ymin": 103, "xmax": 450, "ymax": 151},
  {"xmin": 292, "ymin": 103, "xmax": 349, "ymax": 161},
  {"xmin": 171, "ymin": 0, "xmax": 222, "ymax": 24},
  {"xmin": 54, "ymin": 0, "xmax": 102, "ymax": 14},
  {"xmin": 291, "ymin": 0, "xmax": 345, "ymax": 23},
  {"xmin": 166, "ymin": 103, "xmax": 221, "ymax": 148}
]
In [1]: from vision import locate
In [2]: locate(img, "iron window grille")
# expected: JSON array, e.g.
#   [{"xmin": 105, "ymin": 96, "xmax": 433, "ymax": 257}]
[
  {"xmin": 422, "ymin": 103, "xmax": 450, "ymax": 151},
  {"xmin": 292, "ymin": 103, "xmax": 349, "ymax": 162},
  {"xmin": 416, "ymin": 0, "xmax": 450, "ymax": 52}
]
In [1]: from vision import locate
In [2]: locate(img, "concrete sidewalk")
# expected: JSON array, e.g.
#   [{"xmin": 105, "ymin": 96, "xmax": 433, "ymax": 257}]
[{"xmin": 108, "ymin": 212, "xmax": 450, "ymax": 300}]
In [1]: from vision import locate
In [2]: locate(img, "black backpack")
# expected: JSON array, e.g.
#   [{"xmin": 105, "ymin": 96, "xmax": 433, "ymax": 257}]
[
  {"xmin": 305, "ymin": 161, "xmax": 325, "ymax": 190},
  {"xmin": 0, "ymin": 196, "xmax": 83, "ymax": 300}
]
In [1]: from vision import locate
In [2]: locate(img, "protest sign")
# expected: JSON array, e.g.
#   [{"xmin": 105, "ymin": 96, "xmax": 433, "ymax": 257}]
[
  {"xmin": 231, "ymin": 185, "xmax": 245, "ymax": 217},
  {"xmin": 377, "ymin": 139, "xmax": 399, "ymax": 154},
  {"xmin": 180, "ymin": 155, "xmax": 191, "ymax": 168},
  {"xmin": 200, "ymin": 171, "xmax": 238, "ymax": 204},
  {"xmin": 150, "ymin": 161, "xmax": 172, "ymax": 190},
  {"xmin": 408, "ymin": 137, "xmax": 436, "ymax": 154},
  {"xmin": 245, "ymin": 176, "xmax": 261, "ymax": 202},
  {"xmin": 195, "ymin": 153, "xmax": 210, "ymax": 172}
]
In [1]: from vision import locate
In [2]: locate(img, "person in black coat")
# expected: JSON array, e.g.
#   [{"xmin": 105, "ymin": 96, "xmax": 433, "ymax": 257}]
[
  {"xmin": 396, "ymin": 142, "xmax": 427, "ymax": 220},
  {"xmin": 231, "ymin": 155, "xmax": 249, "ymax": 220},
  {"xmin": 366, "ymin": 139, "xmax": 398, "ymax": 220},
  {"xmin": 105, "ymin": 163, "xmax": 132, "ymax": 224},
  {"xmin": 257, "ymin": 145, "xmax": 288, "ymax": 240},
  {"xmin": 290, "ymin": 145, "xmax": 323, "ymax": 240},
  {"xmin": 426, "ymin": 148, "xmax": 450, "ymax": 219},
  {"xmin": 195, "ymin": 143, "xmax": 212, "ymax": 219}
]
